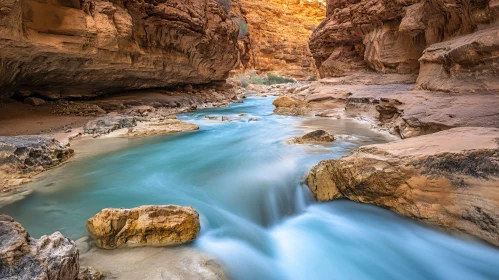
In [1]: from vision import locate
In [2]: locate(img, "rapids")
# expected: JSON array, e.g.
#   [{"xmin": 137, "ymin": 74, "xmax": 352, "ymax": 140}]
[{"xmin": 2, "ymin": 97, "xmax": 499, "ymax": 280}]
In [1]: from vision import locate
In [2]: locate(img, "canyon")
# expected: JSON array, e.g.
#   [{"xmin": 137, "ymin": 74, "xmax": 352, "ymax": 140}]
[{"xmin": 0, "ymin": 0, "xmax": 499, "ymax": 279}]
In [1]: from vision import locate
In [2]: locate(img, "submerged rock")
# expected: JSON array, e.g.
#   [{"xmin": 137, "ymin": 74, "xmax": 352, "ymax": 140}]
[
  {"xmin": 0, "ymin": 215, "xmax": 79, "ymax": 279},
  {"xmin": 289, "ymin": 130, "xmax": 335, "ymax": 144},
  {"xmin": 306, "ymin": 127, "xmax": 499, "ymax": 246},
  {"xmin": 86, "ymin": 205, "xmax": 200, "ymax": 249},
  {"xmin": 0, "ymin": 135, "xmax": 74, "ymax": 192},
  {"xmin": 78, "ymin": 266, "xmax": 106, "ymax": 280}
]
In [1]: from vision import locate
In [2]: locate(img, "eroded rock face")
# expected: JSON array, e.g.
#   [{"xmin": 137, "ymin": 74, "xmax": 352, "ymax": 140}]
[
  {"xmin": 309, "ymin": 0, "xmax": 498, "ymax": 91},
  {"xmin": 0, "ymin": 215, "xmax": 79, "ymax": 279},
  {"xmin": 416, "ymin": 25, "xmax": 499, "ymax": 93},
  {"xmin": 306, "ymin": 127, "xmax": 499, "ymax": 246},
  {"xmin": 86, "ymin": 205, "xmax": 201, "ymax": 249},
  {"xmin": 0, "ymin": 135, "xmax": 74, "ymax": 191},
  {"xmin": 230, "ymin": 0, "xmax": 326, "ymax": 79},
  {"xmin": 0, "ymin": 0, "xmax": 239, "ymax": 99}
]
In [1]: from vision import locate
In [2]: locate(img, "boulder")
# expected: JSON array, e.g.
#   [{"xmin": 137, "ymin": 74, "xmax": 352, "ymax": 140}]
[
  {"xmin": 0, "ymin": 215, "xmax": 79, "ymax": 279},
  {"xmin": 23, "ymin": 97, "xmax": 45, "ymax": 106},
  {"xmin": 84, "ymin": 115, "xmax": 136, "ymax": 136},
  {"xmin": 306, "ymin": 127, "xmax": 499, "ymax": 246},
  {"xmin": 289, "ymin": 130, "xmax": 335, "ymax": 144},
  {"xmin": 86, "ymin": 205, "xmax": 201, "ymax": 249},
  {"xmin": 272, "ymin": 96, "xmax": 311, "ymax": 116}
]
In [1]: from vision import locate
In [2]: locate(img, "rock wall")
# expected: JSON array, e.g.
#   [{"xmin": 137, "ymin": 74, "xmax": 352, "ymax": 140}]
[
  {"xmin": 309, "ymin": 0, "xmax": 498, "ymax": 92},
  {"xmin": 231, "ymin": 0, "xmax": 326, "ymax": 79},
  {"xmin": 0, "ymin": 0, "xmax": 240, "ymax": 99}
]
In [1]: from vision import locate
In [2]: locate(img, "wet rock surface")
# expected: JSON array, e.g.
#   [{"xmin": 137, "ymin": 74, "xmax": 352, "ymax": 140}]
[
  {"xmin": 275, "ymin": 75, "xmax": 499, "ymax": 138},
  {"xmin": 0, "ymin": 215, "xmax": 79, "ymax": 280},
  {"xmin": 289, "ymin": 130, "xmax": 334, "ymax": 144},
  {"xmin": 0, "ymin": 135, "xmax": 74, "ymax": 192},
  {"xmin": 306, "ymin": 127, "xmax": 499, "ymax": 246},
  {"xmin": 86, "ymin": 205, "xmax": 200, "ymax": 249}
]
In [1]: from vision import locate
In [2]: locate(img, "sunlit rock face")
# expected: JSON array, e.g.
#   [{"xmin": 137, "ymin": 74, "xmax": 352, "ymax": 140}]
[
  {"xmin": 230, "ymin": 0, "xmax": 326, "ymax": 79},
  {"xmin": 309, "ymin": 0, "xmax": 498, "ymax": 92},
  {"xmin": 0, "ymin": 0, "xmax": 240, "ymax": 99}
]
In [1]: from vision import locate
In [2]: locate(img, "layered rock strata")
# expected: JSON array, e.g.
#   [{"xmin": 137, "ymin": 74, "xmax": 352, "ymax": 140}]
[
  {"xmin": 274, "ymin": 76, "xmax": 499, "ymax": 138},
  {"xmin": 0, "ymin": 0, "xmax": 239, "ymax": 99},
  {"xmin": 307, "ymin": 127, "xmax": 499, "ymax": 246},
  {"xmin": 230, "ymin": 0, "xmax": 326, "ymax": 79},
  {"xmin": 86, "ymin": 205, "xmax": 201, "ymax": 249},
  {"xmin": 309, "ymin": 0, "xmax": 498, "ymax": 92}
]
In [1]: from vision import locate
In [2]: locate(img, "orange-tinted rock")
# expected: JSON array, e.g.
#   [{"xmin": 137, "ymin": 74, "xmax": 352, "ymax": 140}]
[
  {"xmin": 309, "ymin": 0, "xmax": 498, "ymax": 88},
  {"xmin": 86, "ymin": 205, "xmax": 200, "ymax": 249},
  {"xmin": 0, "ymin": 0, "xmax": 239, "ymax": 98},
  {"xmin": 231, "ymin": 0, "xmax": 326, "ymax": 79},
  {"xmin": 307, "ymin": 127, "xmax": 499, "ymax": 246}
]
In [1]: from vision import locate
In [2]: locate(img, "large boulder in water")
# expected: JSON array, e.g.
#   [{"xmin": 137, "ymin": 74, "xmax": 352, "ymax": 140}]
[
  {"xmin": 0, "ymin": 215, "xmax": 79, "ymax": 279},
  {"xmin": 306, "ymin": 127, "xmax": 499, "ymax": 246},
  {"xmin": 86, "ymin": 205, "xmax": 200, "ymax": 249}
]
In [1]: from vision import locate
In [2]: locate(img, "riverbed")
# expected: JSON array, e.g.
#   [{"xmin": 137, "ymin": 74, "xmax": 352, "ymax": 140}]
[{"xmin": 2, "ymin": 96, "xmax": 499, "ymax": 280}]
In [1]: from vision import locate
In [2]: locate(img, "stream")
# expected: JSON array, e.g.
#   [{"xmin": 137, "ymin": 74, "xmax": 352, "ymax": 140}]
[{"xmin": 2, "ymin": 96, "xmax": 499, "ymax": 280}]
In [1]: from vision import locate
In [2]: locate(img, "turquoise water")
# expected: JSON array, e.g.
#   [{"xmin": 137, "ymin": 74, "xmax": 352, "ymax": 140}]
[{"xmin": 2, "ymin": 97, "xmax": 499, "ymax": 279}]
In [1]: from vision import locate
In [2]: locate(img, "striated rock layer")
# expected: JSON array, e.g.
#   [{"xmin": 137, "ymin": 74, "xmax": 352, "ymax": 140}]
[
  {"xmin": 0, "ymin": 215, "xmax": 80, "ymax": 279},
  {"xmin": 309, "ymin": 0, "xmax": 498, "ymax": 92},
  {"xmin": 307, "ymin": 127, "xmax": 499, "ymax": 246},
  {"xmin": 230, "ymin": 0, "xmax": 326, "ymax": 79},
  {"xmin": 86, "ymin": 205, "xmax": 200, "ymax": 249},
  {"xmin": 0, "ymin": 0, "xmax": 239, "ymax": 99}
]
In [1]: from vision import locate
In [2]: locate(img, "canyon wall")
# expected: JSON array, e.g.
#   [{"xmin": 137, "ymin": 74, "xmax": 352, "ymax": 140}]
[
  {"xmin": 309, "ymin": 0, "xmax": 499, "ymax": 92},
  {"xmin": 231, "ymin": 0, "xmax": 326, "ymax": 79},
  {"xmin": 0, "ymin": 0, "xmax": 240, "ymax": 99}
]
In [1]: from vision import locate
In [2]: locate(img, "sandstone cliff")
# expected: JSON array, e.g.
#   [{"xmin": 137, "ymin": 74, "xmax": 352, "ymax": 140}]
[
  {"xmin": 0, "ymin": 0, "xmax": 239, "ymax": 99},
  {"xmin": 309, "ymin": 0, "xmax": 498, "ymax": 92},
  {"xmin": 231, "ymin": 0, "xmax": 326, "ymax": 79}
]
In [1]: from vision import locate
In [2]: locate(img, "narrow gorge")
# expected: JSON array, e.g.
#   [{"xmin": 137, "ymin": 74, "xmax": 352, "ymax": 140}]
[{"xmin": 0, "ymin": 0, "xmax": 498, "ymax": 279}]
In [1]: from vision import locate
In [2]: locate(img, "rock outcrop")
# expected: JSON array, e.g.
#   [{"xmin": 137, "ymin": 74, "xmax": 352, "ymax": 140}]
[
  {"xmin": 306, "ymin": 127, "xmax": 499, "ymax": 246},
  {"xmin": 279, "ymin": 76, "xmax": 499, "ymax": 138},
  {"xmin": 309, "ymin": 0, "xmax": 498, "ymax": 92},
  {"xmin": 0, "ymin": 135, "xmax": 74, "ymax": 191},
  {"xmin": 0, "ymin": 0, "xmax": 239, "ymax": 99},
  {"xmin": 289, "ymin": 130, "xmax": 334, "ymax": 144},
  {"xmin": 230, "ymin": 0, "xmax": 326, "ymax": 79},
  {"xmin": 86, "ymin": 205, "xmax": 200, "ymax": 249},
  {"xmin": 0, "ymin": 215, "xmax": 80, "ymax": 279}
]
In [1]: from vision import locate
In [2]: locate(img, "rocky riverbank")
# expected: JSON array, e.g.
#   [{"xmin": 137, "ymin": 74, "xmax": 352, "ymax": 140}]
[
  {"xmin": 0, "ymin": 207, "xmax": 225, "ymax": 280},
  {"xmin": 0, "ymin": 84, "xmax": 245, "ymax": 199}
]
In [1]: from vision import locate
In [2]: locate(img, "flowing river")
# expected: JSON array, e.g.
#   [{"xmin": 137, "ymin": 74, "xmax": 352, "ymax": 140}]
[{"xmin": 2, "ymin": 97, "xmax": 499, "ymax": 279}]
